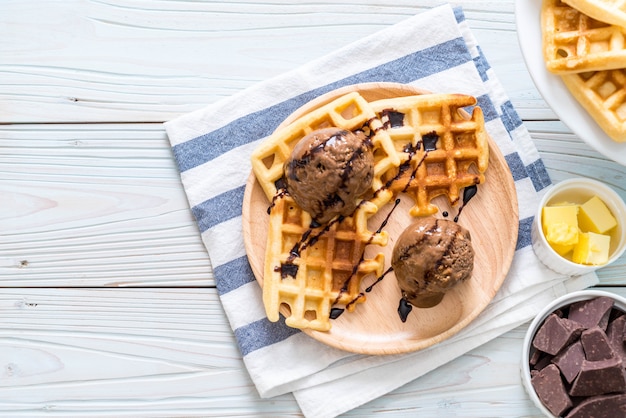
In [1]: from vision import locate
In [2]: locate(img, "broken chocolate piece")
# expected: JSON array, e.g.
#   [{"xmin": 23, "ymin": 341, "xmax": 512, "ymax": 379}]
[
  {"xmin": 533, "ymin": 313, "xmax": 584, "ymax": 355},
  {"xmin": 568, "ymin": 296, "xmax": 614, "ymax": 330},
  {"xmin": 565, "ymin": 393, "xmax": 626, "ymax": 418},
  {"xmin": 529, "ymin": 346, "xmax": 542, "ymax": 367},
  {"xmin": 570, "ymin": 357, "xmax": 626, "ymax": 397},
  {"xmin": 553, "ymin": 340, "xmax": 585, "ymax": 384},
  {"xmin": 607, "ymin": 315, "xmax": 626, "ymax": 364},
  {"xmin": 581, "ymin": 327, "xmax": 616, "ymax": 361},
  {"xmin": 532, "ymin": 364, "xmax": 573, "ymax": 417}
]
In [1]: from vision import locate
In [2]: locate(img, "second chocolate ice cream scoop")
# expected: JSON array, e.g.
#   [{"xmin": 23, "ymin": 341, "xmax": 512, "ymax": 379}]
[{"xmin": 392, "ymin": 218, "xmax": 474, "ymax": 308}]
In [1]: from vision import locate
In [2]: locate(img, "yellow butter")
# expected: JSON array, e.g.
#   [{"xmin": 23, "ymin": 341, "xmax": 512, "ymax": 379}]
[
  {"xmin": 578, "ymin": 195, "xmax": 617, "ymax": 234},
  {"xmin": 551, "ymin": 242, "xmax": 575, "ymax": 257},
  {"xmin": 542, "ymin": 205, "xmax": 579, "ymax": 247},
  {"xmin": 572, "ymin": 232, "xmax": 611, "ymax": 265}
]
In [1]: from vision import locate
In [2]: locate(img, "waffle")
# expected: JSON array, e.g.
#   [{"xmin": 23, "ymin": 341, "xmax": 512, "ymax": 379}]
[
  {"xmin": 563, "ymin": 0, "xmax": 626, "ymax": 28},
  {"xmin": 561, "ymin": 69, "xmax": 626, "ymax": 142},
  {"xmin": 263, "ymin": 194, "xmax": 387, "ymax": 331},
  {"xmin": 541, "ymin": 0, "xmax": 626, "ymax": 74},
  {"xmin": 250, "ymin": 91, "xmax": 399, "ymax": 202},
  {"xmin": 369, "ymin": 94, "xmax": 490, "ymax": 217}
]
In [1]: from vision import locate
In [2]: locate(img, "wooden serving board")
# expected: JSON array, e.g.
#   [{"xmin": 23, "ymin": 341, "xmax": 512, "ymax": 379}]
[{"xmin": 242, "ymin": 82, "xmax": 519, "ymax": 355}]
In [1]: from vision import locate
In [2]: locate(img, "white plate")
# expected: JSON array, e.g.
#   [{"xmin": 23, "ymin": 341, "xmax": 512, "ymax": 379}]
[{"xmin": 515, "ymin": 0, "xmax": 626, "ymax": 166}]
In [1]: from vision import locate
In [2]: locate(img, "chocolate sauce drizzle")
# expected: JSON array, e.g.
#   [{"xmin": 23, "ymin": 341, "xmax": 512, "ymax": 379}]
[
  {"xmin": 398, "ymin": 298, "xmax": 413, "ymax": 323},
  {"xmin": 329, "ymin": 307, "xmax": 344, "ymax": 320},
  {"xmin": 422, "ymin": 131, "xmax": 439, "ymax": 152},
  {"xmin": 380, "ymin": 109, "xmax": 405, "ymax": 129},
  {"xmin": 453, "ymin": 183, "xmax": 479, "ymax": 223},
  {"xmin": 365, "ymin": 266, "xmax": 394, "ymax": 293}
]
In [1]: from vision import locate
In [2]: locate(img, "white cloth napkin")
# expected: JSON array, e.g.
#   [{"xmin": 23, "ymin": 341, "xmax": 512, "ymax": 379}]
[{"xmin": 164, "ymin": 4, "xmax": 598, "ymax": 417}]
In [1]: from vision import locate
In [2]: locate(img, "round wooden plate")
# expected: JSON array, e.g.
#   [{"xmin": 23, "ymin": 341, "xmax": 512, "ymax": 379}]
[{"xmin": 242, "ymin": 82, "xmax": 519, "ymax": 355}]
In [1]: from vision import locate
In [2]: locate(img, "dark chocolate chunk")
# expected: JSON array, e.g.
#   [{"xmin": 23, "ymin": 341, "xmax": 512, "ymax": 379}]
[
  {"xmin": 568, "ymin": 297, "xmax": 614, "ymax": 330},
  {"xmin": 553, "ymin": 340, "xmax": 585, "ymax": 384},
  {"xmin": 581, "ymin": 327, "xmax": 616, "ymax": 361},
  {"xmin": 529, "ymin": 346, "xmax": 542, "ymax": 367},
  {"xmin": 531, "ymin": 364, "xmax": 572, "ymax": 416},
  {"xmin": 570, "ymin": 357, "xmax": 626, "ymax": 397},
  {"xmin": 565, "ymin": 393, "xmax": 626, "ymax": 418},
  {"xmin": 533, "ymin": 313, "xmax": 585, "ymax": 355},
  {"xmin": 607, "ymin": 315, "xmax": 626, "ymax": 364},
  {"xmin": 532, "ymin": 364, "xmax": 573, "ymax": 417}
]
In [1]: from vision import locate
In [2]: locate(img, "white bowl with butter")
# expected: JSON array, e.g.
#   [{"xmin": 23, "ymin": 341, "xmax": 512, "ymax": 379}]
[{"xmin": 531, "ymin": 178, "xmax": 626, "ymax": 276}]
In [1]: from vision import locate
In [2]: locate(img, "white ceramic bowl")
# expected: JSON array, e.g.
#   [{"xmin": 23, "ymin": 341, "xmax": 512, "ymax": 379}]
[
  {"xmin": 531, "ymin": 178, "xmax": 626, "ymax": 276},
  {"xmin": 521, "ymin": 290, "xmax": 626, "ymax": 417}
]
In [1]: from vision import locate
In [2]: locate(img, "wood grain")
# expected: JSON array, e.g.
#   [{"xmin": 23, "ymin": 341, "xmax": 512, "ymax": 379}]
[
  {"xmin": 0, "ymin": 288, "xmax": 297, "ymax": 416},
  {"xmin": 0, "ymin": 124, "xmax": 212, "ymax": 287}
]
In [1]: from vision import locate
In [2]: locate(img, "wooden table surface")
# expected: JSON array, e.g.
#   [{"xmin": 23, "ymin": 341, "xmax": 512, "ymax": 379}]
[{"xmin": 2, "ymin": 1, "xmax": 625, "ymax": 416}]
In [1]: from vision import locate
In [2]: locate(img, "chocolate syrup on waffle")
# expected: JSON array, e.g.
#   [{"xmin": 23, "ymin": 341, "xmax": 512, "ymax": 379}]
[
  {"xmin": 380, "ymin": 109, "xmax": 405, "ymax": 128},
  {"xmin": 267, "ymin": 177, "xmax": 288, "ymax": 214},
  {"xmin": 422, "ymin": 131, "xmax": 439, "ymax": 151},
  {"xmin": 276, "ymin": 263, "xmax": 298, "ymax": 279}
]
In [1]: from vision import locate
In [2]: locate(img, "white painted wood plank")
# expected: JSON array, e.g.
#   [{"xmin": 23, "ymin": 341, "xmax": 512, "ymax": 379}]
[
  {"xmin": 2, "ymin": 287, "xmax": 625, "ymax": 416},
  {"xmin": 0, "ymin": 288, "xmax": 299, "ymax": 416},
  {"xmin": 0, "ymin": 0, "xmax": 550, "ymax": 124},
  {"xmin": 0, "ymin": 124, "xmax": 213, "ymax": 287}
]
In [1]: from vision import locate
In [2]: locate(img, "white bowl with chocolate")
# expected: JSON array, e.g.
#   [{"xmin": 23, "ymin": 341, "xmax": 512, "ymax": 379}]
[{"xmin": 521, "ymin": 290, "xmax": 626, "ymax": 417}]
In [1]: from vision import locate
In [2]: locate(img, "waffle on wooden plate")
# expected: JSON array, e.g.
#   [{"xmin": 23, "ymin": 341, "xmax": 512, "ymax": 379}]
[
  {"xmin": 242, "ymin": 83, "xmax": 518, "ymax": 354},
  {"xmin": 541, "ymin": 0, "xmax": 626, "ymax": 74},
  {"xmin": 369, "ymin": 94, "xmax": 490, "ymax": 216}
]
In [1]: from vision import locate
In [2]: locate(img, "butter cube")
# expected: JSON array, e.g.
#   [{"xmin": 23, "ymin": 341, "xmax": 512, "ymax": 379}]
[
  {"xmin": 572, "ymin": 232, "xmax": 611, "ymax": 265},
  {"xmin": 542, "ymin": 205, "xmax": 579, "ymax": 247},
  {"xmin": 578, "ymin": 196, "xmax": 617, "ymax": 234}
]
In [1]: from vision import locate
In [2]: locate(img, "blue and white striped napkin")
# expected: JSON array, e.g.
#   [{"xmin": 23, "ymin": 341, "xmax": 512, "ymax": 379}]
[{"xmin": 165, "ymin": 5, "xmax": 598, "ymax": 417}]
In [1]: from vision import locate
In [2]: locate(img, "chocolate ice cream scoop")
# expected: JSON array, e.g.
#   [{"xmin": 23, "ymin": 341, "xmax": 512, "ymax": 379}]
[
  {"xmin": 392, "ymin": 218, "xmax": 474, "ymax": 308},
  {"xmin": 284, "ymin": 127, "xmax": 374, "ymax": 224}
]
